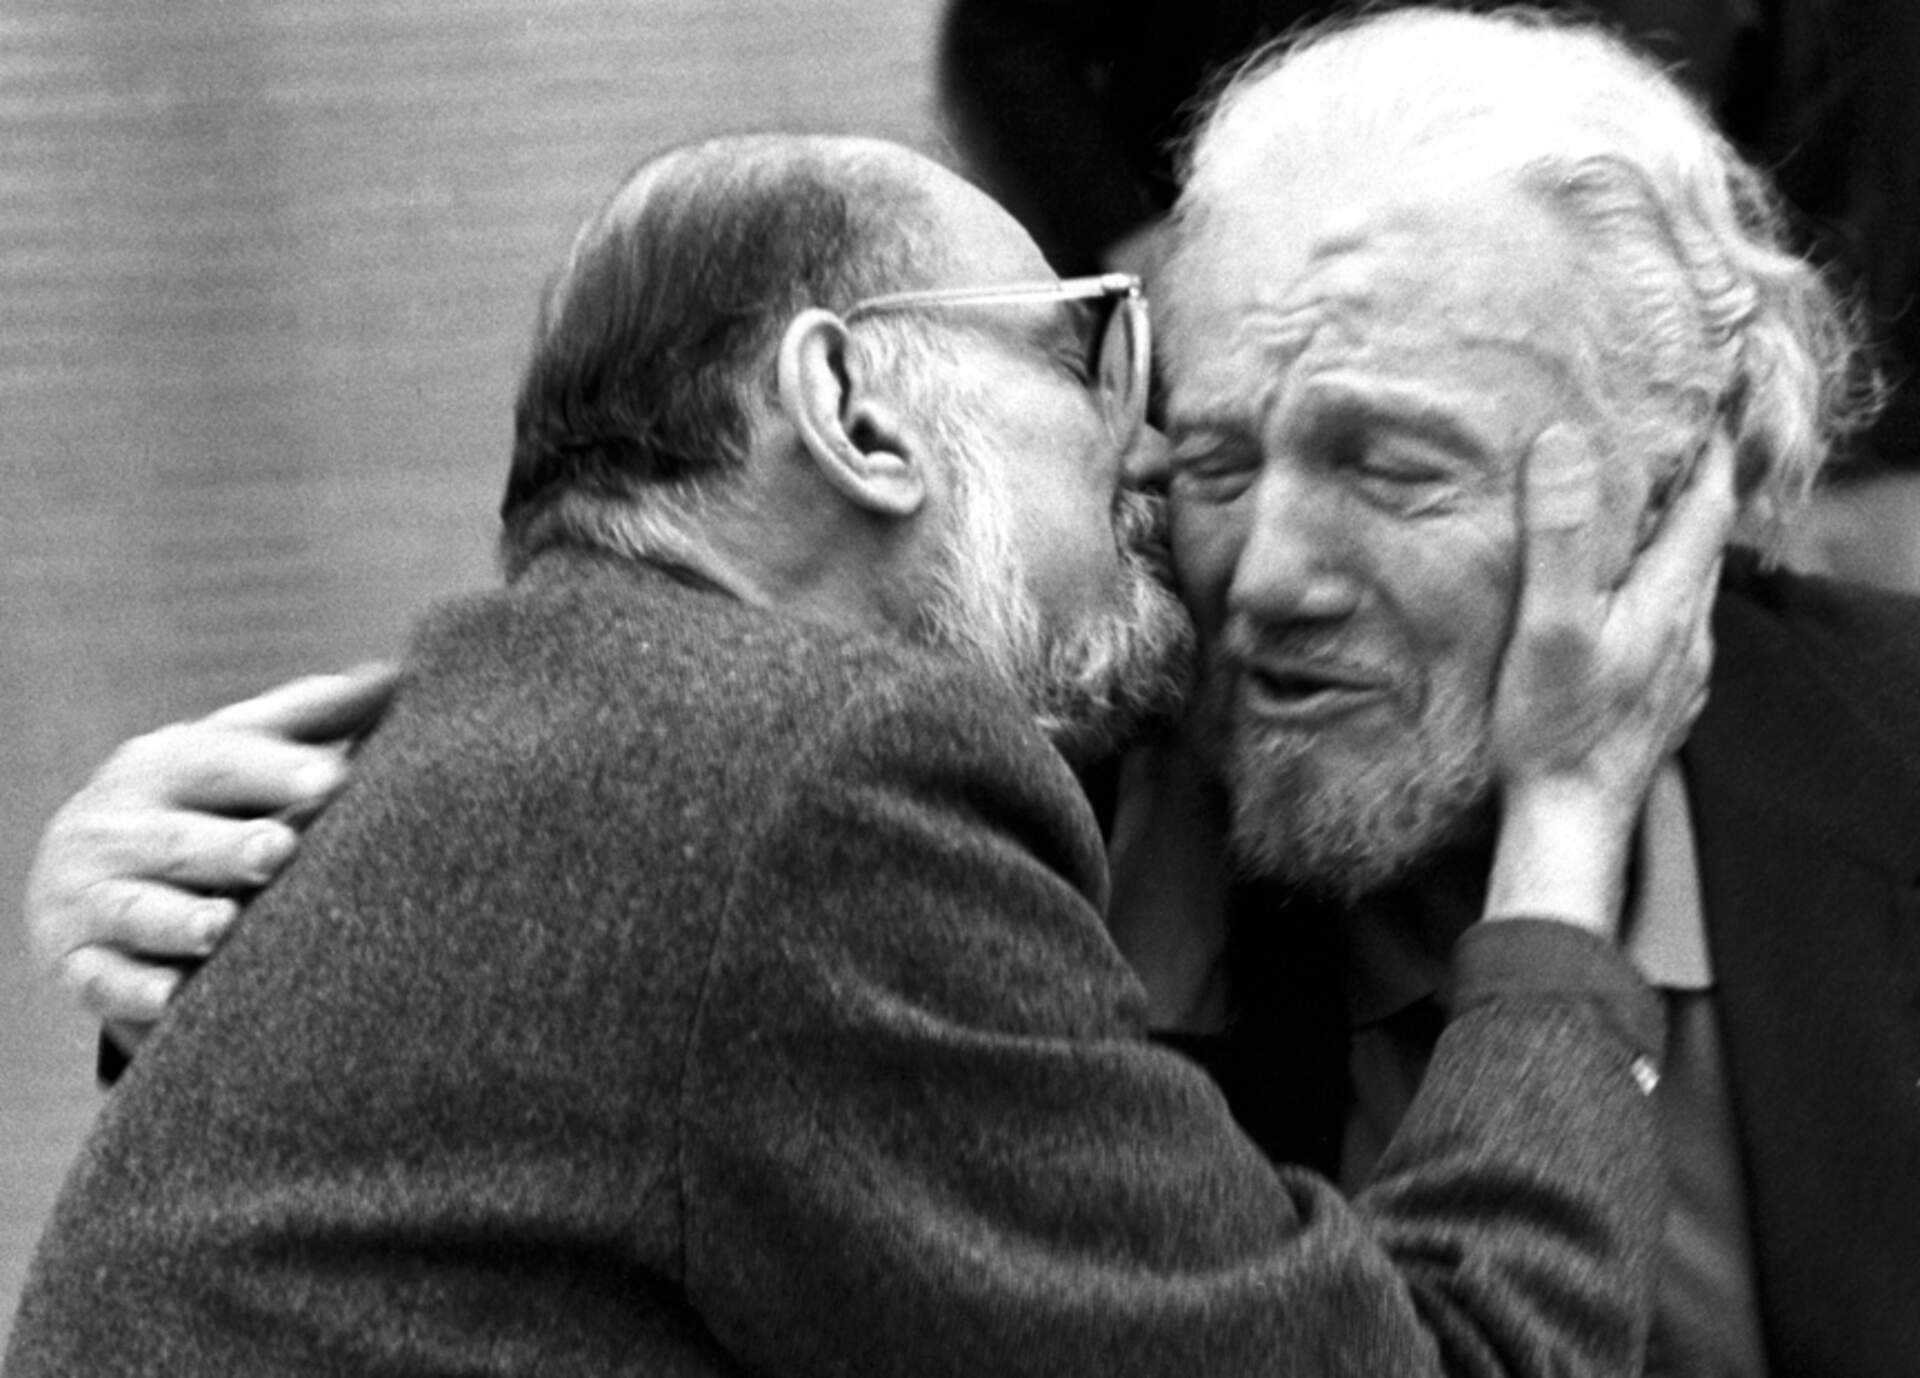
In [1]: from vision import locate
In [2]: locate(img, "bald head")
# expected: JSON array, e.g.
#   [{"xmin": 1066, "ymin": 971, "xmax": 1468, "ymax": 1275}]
[
  {"xmin": 500, "ymin": 135, "xmax": 1000, "ymax": 573},
  {"xmin": 494, "ymin": 132, "xmax": 1190, "ymax": 762}
]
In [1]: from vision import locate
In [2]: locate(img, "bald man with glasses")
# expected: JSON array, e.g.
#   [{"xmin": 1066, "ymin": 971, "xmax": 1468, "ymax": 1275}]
[{"xmin": 10, "ymin": 133, "xmax": 1731, "ymax": 1377}]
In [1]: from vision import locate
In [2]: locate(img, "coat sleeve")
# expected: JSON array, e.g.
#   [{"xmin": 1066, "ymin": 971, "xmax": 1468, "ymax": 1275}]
[{"xmin": 677, "ymin": 668, "xmax": 1665, "ymax": 1378}]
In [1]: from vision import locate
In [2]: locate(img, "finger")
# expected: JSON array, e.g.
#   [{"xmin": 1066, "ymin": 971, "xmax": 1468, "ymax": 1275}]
[
  {"xmin": 57, "ymin": 947, "xmax": 188, "ymax": 1028},
  {"xmin": 1663, "ymin": 621, "xmax": 1717, "ymax": 756},
  {"xmin": 1672, "ymin": 548, "xmax": 1724, "ymax": 740},
  {"xmin": 99, "ymin": 725, "xmax": 349, "ymax": 818},
  {"xmin": 1622, "ymin": 432, "xmax": 1738, "ymax": 619},
  {"xmin": 203, "ymin": 662, "xmax": 400, "ymax": 742},
  {"xmin": 27, "ymin": 809, "xmax": 297, "ymax": 967},
  {"xmin": 97, "ymin": 810, "xmax": 299, "ymax": 892},
  {"xmin": 1514, "ymin": 424, "xmax": 1604, "ymax": 642},
  {"xmin": 63, "ymin": 883, "xmax": 239, "ymax": 963}
]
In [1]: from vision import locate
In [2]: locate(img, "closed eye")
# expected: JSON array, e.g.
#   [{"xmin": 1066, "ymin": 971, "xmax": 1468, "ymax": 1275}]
[
  {"xmin": 1342, "ymin": 438, "xmax": 1467, "ymax": 515},
  {"xmin": 1170, "ymin": 441, "xmax": 1259, "ymax": 502}
]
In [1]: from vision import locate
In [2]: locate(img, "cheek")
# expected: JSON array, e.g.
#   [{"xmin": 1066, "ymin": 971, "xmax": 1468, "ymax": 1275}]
[
  {"xmin": 994, "ymin": 400, "xmax": 1124, "ymax": 601},
  {"xmin": 1383, "ymin": 511, "xmax": 1517, "ymax": 698},
  {"xmin": 1020, "ymin": 471, "xmax": 1132, "ymax": 616},
  {"xmin": 1014, "ymin": 491, "xmax": 1117, "ymax": 600}
]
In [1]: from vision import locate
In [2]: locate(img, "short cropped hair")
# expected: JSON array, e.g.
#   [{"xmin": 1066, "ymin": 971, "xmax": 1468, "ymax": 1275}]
[
  {"xmin": 1170, "ymin": 5, "xmax": 1882, "ymax": 553},
  {"xmin": 500, "ymin": 136, "xmax": 950, "ymax": 575}
]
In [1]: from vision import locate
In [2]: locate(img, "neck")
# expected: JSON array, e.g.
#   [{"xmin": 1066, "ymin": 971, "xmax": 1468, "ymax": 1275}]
[
  {"xmin": 690, "ymin": 484, "xmax": 910, "ymax": 640},
  {"xmin": 1345, "ymin": 839, "xmax": 1496, "ymax": 969}
]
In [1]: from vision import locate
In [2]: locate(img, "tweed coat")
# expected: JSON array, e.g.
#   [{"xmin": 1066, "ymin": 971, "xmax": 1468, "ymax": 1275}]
[{"xmin": 6, "ymin": 547, "xmax": 1667, "ymax": 1376}]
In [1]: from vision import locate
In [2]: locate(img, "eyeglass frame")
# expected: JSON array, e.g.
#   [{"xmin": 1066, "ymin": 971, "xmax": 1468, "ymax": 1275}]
[{"xmin": 841, "ymin": 272, "xmax": 1150, "ymax": 454}]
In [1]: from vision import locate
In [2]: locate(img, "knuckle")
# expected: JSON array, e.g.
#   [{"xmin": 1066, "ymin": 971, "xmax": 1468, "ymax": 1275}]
[
  {"xmin": 66, "ymin": 950, "xmax": 179, "ymax": 1025},
  {"xmin": 47, "ymin": 801, "xmax": 129, "ymax": 862},
  {"xmin": 26, "ymin": 844, "xmax": 128, "ymax": 968},
  {"xmin": 192, "ymin": 746, "xmax": 265, "ymax": 801},
  {"xmin": 87, "ymin": 725, "xmax": 205, "ymax": 816},
  {"xmin": 66, "ymin": 952, "xmax": 116, "ymax": 1020},
  {"xmin": 1535, "ymin": 619, "xmax": 1593, "ymax": 656},
  {"xmin": 154, "ymin": 813, "xmax": 206, "ymax": 869},
  {"xmin": 1524, "ymin": 622, "xmax": 1596, "ymax": 680},
  {"xmin": 104, "ymin": 883, "xmax": 152, "ymax": 945}
]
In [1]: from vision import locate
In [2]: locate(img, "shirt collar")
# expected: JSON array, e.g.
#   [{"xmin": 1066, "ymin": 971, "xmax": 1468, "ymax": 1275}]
[
  {"xmin": 1341, "ymin": 759, "xmax": 1714, "ymax": 1028},
  {"xmin": 1621, "ymin": 759, "xmax": 1714, "ymax": 990}
]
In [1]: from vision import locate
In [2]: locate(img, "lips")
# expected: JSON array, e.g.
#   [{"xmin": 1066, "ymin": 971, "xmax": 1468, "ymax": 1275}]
[{"xmin": 1235, "ymin": 657, "xmax": 1395, "ymax": 725}]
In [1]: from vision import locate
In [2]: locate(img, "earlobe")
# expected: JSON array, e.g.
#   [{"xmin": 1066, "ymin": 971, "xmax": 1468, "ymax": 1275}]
[{"xmin": 777, "ymin": 310, "xmax": 926, "ymax": 518}]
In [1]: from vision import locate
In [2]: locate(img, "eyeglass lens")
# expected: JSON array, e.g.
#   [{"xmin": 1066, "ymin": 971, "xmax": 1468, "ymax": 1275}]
[{"xmin": 1096, "ymin": 297, "xmax": 1143, "ymax": 444}]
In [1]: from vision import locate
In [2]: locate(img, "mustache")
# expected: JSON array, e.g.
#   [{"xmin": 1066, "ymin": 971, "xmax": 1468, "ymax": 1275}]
[{"xmin": 1113, "ymin": 488, "xmax": 1173, "ymax": 577}]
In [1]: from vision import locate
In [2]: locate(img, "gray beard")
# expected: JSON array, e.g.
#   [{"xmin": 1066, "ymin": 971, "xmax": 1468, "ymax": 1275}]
[
  {"xmin": 1022, "ymin": 492, "xmax": 1195, "ymax": 763},
  {"xmin": 915, "ymin": 453, "xmax": 1194, "ymax": 765},
  {"xmin": 1196, "ymin": 638, "xmax": 1494, "ymax": 904}
]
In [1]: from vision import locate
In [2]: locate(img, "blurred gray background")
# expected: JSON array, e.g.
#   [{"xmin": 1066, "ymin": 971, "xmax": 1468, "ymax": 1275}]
[{"xmin": 1, "ymin": 0, "xmax": 945, "ymax": 1342}]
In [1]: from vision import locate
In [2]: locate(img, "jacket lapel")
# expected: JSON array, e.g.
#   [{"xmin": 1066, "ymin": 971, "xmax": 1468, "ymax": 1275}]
[{"xmin": 1683, "ymin": 572, "xmax": 1920, "ymax": 1377}]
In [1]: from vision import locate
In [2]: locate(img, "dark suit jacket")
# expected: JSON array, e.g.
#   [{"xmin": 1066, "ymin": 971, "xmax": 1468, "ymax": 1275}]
[
  {"xmin": 1199, "ymin": 555, "xmax": 1920, "ymax": 1378},
  {"xmin": 1682, "ymin": 555, "xmax": 1920, "ymax": 1378},
  {"xmin": 6, "ymin": 547, "xmax": 1666, "ymax": 1376}
]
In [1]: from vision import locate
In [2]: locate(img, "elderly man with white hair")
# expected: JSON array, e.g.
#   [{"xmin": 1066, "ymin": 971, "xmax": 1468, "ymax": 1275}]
[
  {"xmin": 23, "ymin": 9, "xmax": 1920, "ymax": 1378},
  {"xmin": 1105, "ymin": 10, "xmax": 1915, "ymax": 1378}
]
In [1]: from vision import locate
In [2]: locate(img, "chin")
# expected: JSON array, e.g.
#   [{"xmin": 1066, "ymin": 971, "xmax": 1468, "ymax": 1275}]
[{"xmin": 1214, "ymin": 695, "xmax": 1495, "ymax": 903}]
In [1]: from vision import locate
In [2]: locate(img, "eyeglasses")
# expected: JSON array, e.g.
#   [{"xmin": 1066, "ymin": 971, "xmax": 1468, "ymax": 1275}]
[{"xmin": 843, "ymin": 272, "xmax": 1150, "ymax": 454}]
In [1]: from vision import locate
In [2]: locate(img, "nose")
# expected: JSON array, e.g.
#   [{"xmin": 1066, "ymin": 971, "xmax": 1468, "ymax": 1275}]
[
  {"xmin": 1122, "ymin": 422, "xmax": 1174, "ymax": 490},
  {"xmin": 1226, "ymin": 464, "xmax": 1363, "ymax": 626}
]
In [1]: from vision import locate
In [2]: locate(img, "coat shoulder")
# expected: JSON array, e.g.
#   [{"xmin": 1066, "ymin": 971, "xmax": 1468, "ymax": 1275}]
[{"xmin": 1716, "ymin": 551, "xmax": 1920, "ymax": 757}]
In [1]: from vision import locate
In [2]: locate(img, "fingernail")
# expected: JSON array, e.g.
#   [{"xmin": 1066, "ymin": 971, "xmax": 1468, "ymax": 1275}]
[
  {"xmin": 1529, "ymin": 425, "xmax": 1598, "ymax": 527},
  {"xmin": 195, "ymin": 900, "xmax": 237, "ymax": 953},
  {"xmin": 1531, "ymin": 424, "xmax": 1586, "ymax": 476},
  {"xmin": 242, "ymin": 824, "xmax": 295, "ymax": 874},
  {"xmin": 292, "ymin": 756, "xmax": 346, "ymax": 799}
]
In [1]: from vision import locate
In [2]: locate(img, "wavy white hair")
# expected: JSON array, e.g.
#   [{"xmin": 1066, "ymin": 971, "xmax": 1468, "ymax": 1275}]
[{"xmin": 1169, "ymin": 5, "xmax": 1881, "ymax": 555}]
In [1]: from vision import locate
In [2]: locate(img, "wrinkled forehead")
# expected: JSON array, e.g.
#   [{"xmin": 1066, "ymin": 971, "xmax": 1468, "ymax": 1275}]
[{"xmin": 1160, "ymin": 176, "xmax": 1587, "ymax": 415}]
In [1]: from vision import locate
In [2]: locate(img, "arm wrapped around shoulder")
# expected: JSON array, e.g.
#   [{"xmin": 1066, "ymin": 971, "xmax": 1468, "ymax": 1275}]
[{"xmin": 678, "ymin": 654, "xmax": 1670, "ymax": 1378}]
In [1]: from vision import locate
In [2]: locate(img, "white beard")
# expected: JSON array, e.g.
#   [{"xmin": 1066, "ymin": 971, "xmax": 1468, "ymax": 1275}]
[
  {"xmin": 1195, "ymin": 620, "xmax": 1493, "ymax": 901},
  {"xmin": 913, "ymin": 416, "xmax": 1193, "ymax": 763}
]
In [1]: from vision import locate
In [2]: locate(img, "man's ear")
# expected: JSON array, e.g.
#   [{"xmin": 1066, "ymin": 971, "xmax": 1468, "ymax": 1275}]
[{"xmin": 777, "ymin": 309, "xmax": 926, "ymax": 518}]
